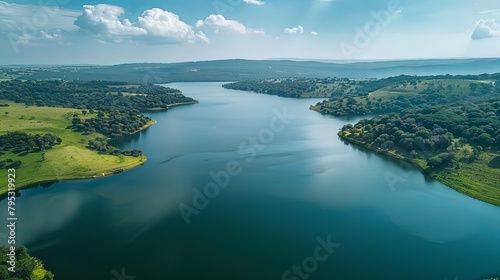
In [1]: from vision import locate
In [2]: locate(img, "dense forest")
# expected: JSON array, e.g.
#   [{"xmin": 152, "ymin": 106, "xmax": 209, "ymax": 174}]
[
  {"xmin": 0, "ymin": 246, "xmax": 54, "ymax": 280},
  {"xmin": 71, "ymin": 109, "xmax": 152, "ymax": 138}
]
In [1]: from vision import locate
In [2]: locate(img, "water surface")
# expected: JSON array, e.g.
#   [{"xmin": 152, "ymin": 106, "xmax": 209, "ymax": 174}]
[{"xmin": 1, "ymin": 82, "xmax": 499, "ymax": 280}]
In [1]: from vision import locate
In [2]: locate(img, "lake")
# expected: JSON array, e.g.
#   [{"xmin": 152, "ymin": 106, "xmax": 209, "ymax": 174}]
[{"xmin": 1, "ymin": 82, "xmax": 499, "ymax": 280}]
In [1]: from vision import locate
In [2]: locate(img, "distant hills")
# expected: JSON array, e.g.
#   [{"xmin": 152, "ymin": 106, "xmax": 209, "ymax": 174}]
[{"xmin": 2, "ymin": 58, "xmax": 500, "ymax": 83}]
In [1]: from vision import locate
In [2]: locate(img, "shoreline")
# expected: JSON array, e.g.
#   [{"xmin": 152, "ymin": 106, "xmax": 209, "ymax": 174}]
[
  {"xmin": 338, "ymin": 132, "xmax": 500, "ymax": 207},
  {"xmin": 0, "ymin": 155, "xmax": 147, "ymax": 200},
  {"xmin": 145, "ymin": 101, "xmax": 199, "ymax": 111}
]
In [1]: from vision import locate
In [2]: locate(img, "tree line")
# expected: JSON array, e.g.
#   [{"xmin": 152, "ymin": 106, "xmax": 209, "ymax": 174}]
[
  {"xmin": 86, "ymin": 137, "xmax": 143, "ymax": 157},
  {"xmin": 0, "ymin": 132, "xmax": 62, "ymax": 169},
  {"xmin": 340, "ymin": 99, "xmax": 500, "ymax": 168},
  {"xmin": 72, "ymin": 109, "xmax": 151, "ymax": 138}
]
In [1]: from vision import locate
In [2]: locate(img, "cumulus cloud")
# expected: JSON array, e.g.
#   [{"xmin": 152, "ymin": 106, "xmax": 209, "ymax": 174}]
[
  {"xmin": 311, "ymin": 31, "xmax": 318, "ymax": 36},
  {"xmin": 284, "ymin": 25, "xmax": 304, "ymax": 34},
  {"xmin": 137, "ymin": 8, "xmax": 208, "ymax": 43},
  {"xmin": 243, "ymin": 0, "xmax": 265, "ymax": 5},
  {"xmin": 196, "ymin": 14, "xmax": 264, "ymax": 34},
  {"xmin": 471, "ymin": 19, "xmax": 500, "ymax": 40},
  {"xmin": 75, "ymin": 4, "xmax": 208, "ymax": 43},
  {"xmin": 75, "ymin": 5, "xmax": 145, "ymax": 37}
]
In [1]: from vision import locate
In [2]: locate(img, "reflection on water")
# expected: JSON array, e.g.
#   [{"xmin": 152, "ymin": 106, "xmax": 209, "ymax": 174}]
[{"xmin": 1, "ymin": 82, "xmax": 499, "ymax": 280}]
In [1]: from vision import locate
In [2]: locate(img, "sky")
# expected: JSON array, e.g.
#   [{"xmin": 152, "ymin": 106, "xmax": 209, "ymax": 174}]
[{"xmin": 0, "ymin": 0, "xmax": 499, "ymax": 64}]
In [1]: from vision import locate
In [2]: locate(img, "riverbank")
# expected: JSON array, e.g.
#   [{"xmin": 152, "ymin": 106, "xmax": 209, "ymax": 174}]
[
  {"xmin": 145, "ymin": 100, "xmax": 199, "ymax": 111},
  {"xmin": 338, "ymin": 132, "xmax": 500, "ymax": 207},
  {"xmin": 0, "ymin": 101, "xmax": 153, "ymax": 197}
]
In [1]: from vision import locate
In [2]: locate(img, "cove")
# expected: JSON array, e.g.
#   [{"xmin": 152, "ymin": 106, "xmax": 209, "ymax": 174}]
[{"xmin": 1, "ymin": 82, "xmax": 499, "ymax": 280}]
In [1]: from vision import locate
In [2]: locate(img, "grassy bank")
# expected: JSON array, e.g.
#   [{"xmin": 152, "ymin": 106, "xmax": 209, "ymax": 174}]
[
  {"xmin": 0, "ymin": 101, "xmax": 150, "ymax": 195},
  {"xmin": 339, "ymin": 132, "xmax": 500, "ymax": 206}
]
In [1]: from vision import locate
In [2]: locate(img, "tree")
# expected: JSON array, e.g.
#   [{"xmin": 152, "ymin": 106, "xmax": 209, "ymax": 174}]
[
  {"xmin": 341, "ymin": 124, "xmax": 353, "ymax": 132},
  {"xmin": 477, "ymin": 133, "xmax": 494, "ymax": 147},
  {"xmin": 381, "ymin": 140, "xmax": 395, "ymax": 150},
  {"xmin": 427, "ymin": 156, "xmax": 443, "ymax": 167}
]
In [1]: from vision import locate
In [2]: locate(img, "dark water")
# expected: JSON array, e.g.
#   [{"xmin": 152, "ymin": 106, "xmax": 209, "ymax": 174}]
[{"xmin": 1, "ymin": 82, "xmax": 499, "ymax": 280}]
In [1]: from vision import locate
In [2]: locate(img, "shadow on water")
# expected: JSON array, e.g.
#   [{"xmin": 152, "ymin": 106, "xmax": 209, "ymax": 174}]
[
  {"xmin": 338, "ymin": 136, "xmax": 440, "ymax": 185},
  {"xmin": 107, "ymin": 125, "xmax": 151, "ymax": 148},
  {"xmin": 0, "ymin": 180, "xmax": 59, "ymax": 201}
]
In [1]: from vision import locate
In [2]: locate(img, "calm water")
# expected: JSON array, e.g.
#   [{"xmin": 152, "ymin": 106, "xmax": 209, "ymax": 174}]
[{"xmin": 1, "ymin": 82, "xmax": 499, "ymax": 280}]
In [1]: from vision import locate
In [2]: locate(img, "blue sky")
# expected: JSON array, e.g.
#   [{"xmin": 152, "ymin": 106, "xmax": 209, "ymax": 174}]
[{"xmin": 0, "ymin": 0, "xmax": 499, "ymax": 64}]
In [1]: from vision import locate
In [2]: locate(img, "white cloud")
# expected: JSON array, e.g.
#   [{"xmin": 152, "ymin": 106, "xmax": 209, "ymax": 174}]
[
  {"xmin": 75, "ymin": 5, "xmax": 146, "ymax": 37},
  {"xmin": 137, "ymin": 8, "xmax": 208, "ymax": 43},
  {"xmin": 243, "ymin": 0, "xmax": 265, "ymax": 5},
  {"xmin": 471, "ymin": 19, "xmax": 500, "ymax": 40},
  {"xmin": 196, "ymin": 14, "xmax": 264, "ymax": 34},
  {"xmin": 8, "ymin": 30, "xmax": 65, "ymax": 48},
  {"xmin": 284, "ymin": 25, "xmax": 304, "ymax": 34},
  {"xmin": 311, "ymin": 31, "xmax": 318, "ymax": 36},
  {"xmin": 39, "ymin": 30, "xmax": 63, "ymax": 41},
  {"xmin": 75, "ymin": 4, "xmax": 208, "ymax": 43}
]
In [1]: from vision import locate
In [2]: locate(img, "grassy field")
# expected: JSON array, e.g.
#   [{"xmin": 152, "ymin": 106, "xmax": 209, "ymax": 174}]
[
  {"xmin": 339, "ymin": 132, "xmax": 500, "ymax": 206},
  {"xmin": 0, "ymin": 101, "xmax": 148, "ymax": 195}
]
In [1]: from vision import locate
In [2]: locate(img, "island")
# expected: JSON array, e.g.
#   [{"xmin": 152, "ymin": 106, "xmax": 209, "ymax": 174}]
[
  {"xmin": 223, "ymin": 74, "xmax": 500, "ymax": 206},
  {"xmin": 0, "ymin": 80, "xmax": 197, "ymax": 196}
]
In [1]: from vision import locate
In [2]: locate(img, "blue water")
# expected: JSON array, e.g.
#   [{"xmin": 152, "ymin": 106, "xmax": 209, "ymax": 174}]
[{"xmin": 1, "ymin": 82, "xmax": 499, "ymax": 280}]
